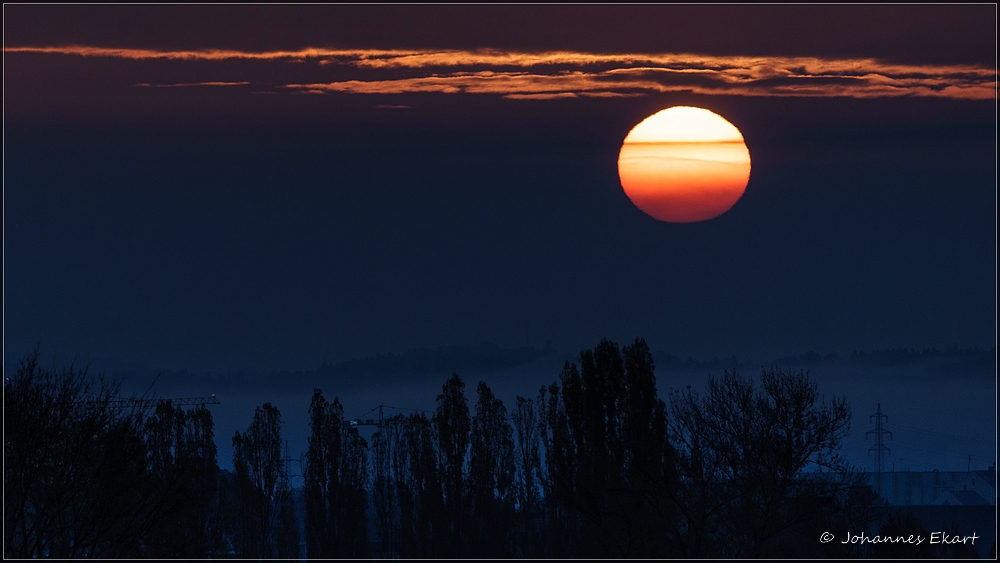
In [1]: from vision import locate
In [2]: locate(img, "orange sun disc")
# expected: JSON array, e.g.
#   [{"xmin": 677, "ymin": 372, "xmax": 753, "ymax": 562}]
[{"xmin": 618, "ymin": 106, "xmax": 751, "ymax": 223}]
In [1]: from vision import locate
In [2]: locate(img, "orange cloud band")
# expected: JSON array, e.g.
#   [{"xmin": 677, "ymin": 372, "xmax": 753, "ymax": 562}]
[
  {"xmin": 6, "ymin": 45, "xmax": 995, "ymax": 100},
  {"xmin": 284, "ymin": 69, "xmax": 995, "ymax": 100}
]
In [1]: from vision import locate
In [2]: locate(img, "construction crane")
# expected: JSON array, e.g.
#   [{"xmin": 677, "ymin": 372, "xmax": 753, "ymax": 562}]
[
  {"xmin": 346, "ymin": 417, "xmax": 381, "ymax": 428},
  {"xmin": 345, "ymin": 405, "xmax": 385, "ymax": 429},
  {"xmin": 345, "ymin": 404, "xmax": 430, "ymax": 429}
]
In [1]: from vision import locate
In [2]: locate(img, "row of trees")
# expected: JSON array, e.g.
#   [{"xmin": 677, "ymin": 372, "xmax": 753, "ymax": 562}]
[
  {"xmin": 11, "ymin": 339, "xmax": 961, "ymax": 558},
  {"xmin": 294, "ymin": 338, "xmax": 872, "ymax": 558}
]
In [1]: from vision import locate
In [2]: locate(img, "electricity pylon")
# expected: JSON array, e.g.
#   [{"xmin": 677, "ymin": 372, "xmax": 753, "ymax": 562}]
[{"xmin": 867, "ymin": 403, "xmax": 892, "ymax": 498}]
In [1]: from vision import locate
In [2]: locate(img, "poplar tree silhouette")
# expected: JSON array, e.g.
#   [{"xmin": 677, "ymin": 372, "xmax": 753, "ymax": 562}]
[
  {"xmin": 512, "ymin": 394, "xmax": 543, "ymax": 554},
  {"xmin": 468, "ymin": 381, "xmax": 516, "ymax": 557},
  {"xmin": 231, "ymin": 402, "xmax": 296, "ymax": 558},
  {"xmin": 143, "ymin": 401, "xmax": 219, "ymax": 557},
  {"xmin": 370, "ymin": 410, "xmax": 446, "ymax": 557},
  {"xmin": 540, "ymin": 338, "xmax": 677, "ymax": 557},
  {"xmin": 304, "ymin": 389, "xmax": 368, "ymax": 558},
  {"xmin": 432, "ymin": 373, "xmax": 471, "ymax": 556}
]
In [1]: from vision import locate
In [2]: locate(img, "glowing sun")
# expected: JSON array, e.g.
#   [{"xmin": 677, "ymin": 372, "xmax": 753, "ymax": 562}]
[{"xmin": 618, "ymin": 106, "xmax": 751, "ymax": 223}]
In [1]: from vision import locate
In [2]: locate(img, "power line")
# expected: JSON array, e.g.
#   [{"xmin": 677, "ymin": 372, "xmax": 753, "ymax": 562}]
[{"xmin": 91, "ymin": 395, "xmax": 221, "ymax": 408}]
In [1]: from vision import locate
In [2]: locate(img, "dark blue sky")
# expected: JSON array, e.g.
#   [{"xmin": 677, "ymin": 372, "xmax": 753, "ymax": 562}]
[{"xmin": 4, "ymin": 5, "xmax": 996, "ymax": 375}]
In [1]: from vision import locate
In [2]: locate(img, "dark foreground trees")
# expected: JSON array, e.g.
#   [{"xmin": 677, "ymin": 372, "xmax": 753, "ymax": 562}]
[
  {"xmin": 540, "ymin": 338, "xmax": 678, "ymax": 557},
  {"xmin": 143, "ymin": 400, "xmax": 220, "ymax": 557},
  {"xmin": 231, "ymin": 402, "xmax": 299, "ymax": 558},
  {"xmin": 4, "ymin": 352, "xmax": 222, "ymax": 558},
  {"xmin": 467, "ymin": 381, "xmax": 517, "ymax": 556},
  {"xmin": 534, "ymin": 339, "xmax": 866, "ymax": 558},
  {"xmin": 304, "ymin": 390, "xmax": 369, "ymax": 558},
  {"xmin": 369, "ymin": 375, "xmax": 527, "ymax": 558},
  {"xmin": 372, "ymin": 411, "xmax": 443, "ymax": 557},
  {"xmin": 667, "ymin": 368, "xmax": 859, "ymax": 557},
  {"xmin": 6, "ymin": 340, "xmax": 873, "ymax": 558},
  {"xmin": 361, "ymin": 339, "xmax": 866, "ymax": 558}
]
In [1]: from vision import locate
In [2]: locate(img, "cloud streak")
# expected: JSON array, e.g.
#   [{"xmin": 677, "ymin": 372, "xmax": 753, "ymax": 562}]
[{"xmin": 7, "ymin": 45, "xmax": 995, "ymax": 100}]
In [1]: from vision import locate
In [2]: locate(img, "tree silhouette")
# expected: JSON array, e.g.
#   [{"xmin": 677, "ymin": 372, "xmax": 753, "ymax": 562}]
[
  {"xmin": 370, "ymin": 411, "xmax": 446, "ymax": 557},
  {"xmin": 370, "ymin": 413, "xmax": 398, "ymax": 556},
  {"xmin": 4, "ymin": 352, "xmax": 218, "ymax": 558},
  {"xmin": 304, "ymin": 389, "xmax": 368, "ymax": 558},
  {"xmin": 433, "ymin": 372, "xmax": 470, "ymax": 555},
  {"xmin": 143, "ymin": 401, "xmax": 220, "ymax": 557},
  {"xmin": 667, "ymin": 368, "xmax": 852, "ymax": 557},
  {"xmin": 399, "ymin": 412, "xmax": 445, "ymax": 556},
  {"xmin": 231, "ymin": 402, "xmax": 296, "ymax": 558},
  {"xmin": 539, "ymin": 338, "xmax": 678, "ymax": 557},
  {"xmin": 467, "ymin": 381, "xmax": 516, "ymax": 556},
  {"xmin": 511, "ymin": 394, "xmax": 543, "ymax": 554}
]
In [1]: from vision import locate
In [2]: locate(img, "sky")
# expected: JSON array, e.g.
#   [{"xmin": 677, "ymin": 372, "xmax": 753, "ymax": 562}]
[{"xmin": 3, "ymin": 6, "xmax": 996, "ymax": 470}]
